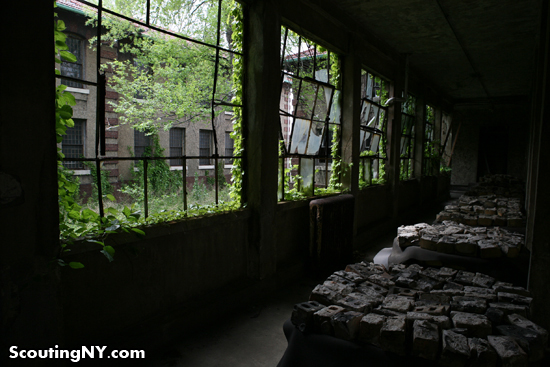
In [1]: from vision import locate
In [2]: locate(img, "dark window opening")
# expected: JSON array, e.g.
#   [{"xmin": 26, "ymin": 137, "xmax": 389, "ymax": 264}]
[
  {"xmin": 199, "ymin": 129, "xmax": 213, "ymax": 166},
  {"xmin": 170, "ymin": 128, "xmax": 185, "ymax": 166},
  {"xmin": 62, "ymin": 119, "xmax": 85, "ymax": 169},
  {"xmin": 61, "ymin": 36, "xmax": 84, "ymax": 88}
]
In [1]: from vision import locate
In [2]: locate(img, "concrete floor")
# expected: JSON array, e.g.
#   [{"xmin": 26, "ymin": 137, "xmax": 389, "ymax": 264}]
[
  {"xmin": 142, "ymin": 201, "xmax": 454, "ymax": 367},
  {"xmin": 129, "ymin": 190, "xmax": 533, "ymax": 367}
]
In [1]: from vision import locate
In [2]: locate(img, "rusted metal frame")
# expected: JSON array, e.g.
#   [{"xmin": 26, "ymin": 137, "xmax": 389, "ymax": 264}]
[
  {"xmin": 146, "ymin": 0, "xmax": 150, "ymax": 26},
  {"xmin": 54, "ymin": 74, "xmax": 98, "ymax": 86},
  {"xmin": 182, "ymin": 156, "xmax": 187, "ymax": 213},
  {"xmin": 94, "ymin": 0, "xmax": 105, "ymax": 218},
  {"xmin": 61, "ymin": 155, "xmax": 241, "ymax": 163},
  {"xmin": 209, "ymin": 0, "xmax": 224, "ymax": 206},
  {"xmin": 280, "ymin": 26, "xmax": 289, "ymax": 71},
  {"xmin": 287, "ymin": 78, "xmax": 303, "ymax": 153},
  {"xmin": 81, "ymin": 0, "xmax": 242, "ymax": 57}
]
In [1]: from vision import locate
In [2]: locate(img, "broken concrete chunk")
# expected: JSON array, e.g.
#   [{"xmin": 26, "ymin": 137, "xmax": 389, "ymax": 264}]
[
  {"xmin": 469, "ymin": 337, "xmax": 497, "ymax": 367},
  {"xmin": 445, "ymin": 281, "xmax": 465, "ymax": 291},
  {"xmin": 506, "ymin": 313, "xmax": 549, "ymax": 348},
  {"xmin": 478, "ymin": 215, "xmax": 494, "ymax": 226},
  {"xmin": 438, "ymin": 267, "xmax": 458, "ymax": 279},
  {"xmin": 412, "ymin": 320, "xmax": 440, "ymax": 360},
  {"xmin": 356, "ymin": 280, "xmax": 388, "ymax": 296},
  {"xmin": 331, "ymin": 310, "xmax": 363, "ymax": 341},
  {"xmin": 418, "ymin": 292, "xmax": 451, "ymax": 305},
  {"xmin": 487, "ymin": 335, "xmax": 528, "ymax": 367},
  {"xmin": 437, "ymin": 236, "xmax": 457, "ymax": 254},
  {"xmin": 451, "ymin": 311, "xmax": 492, "ymax": 338},
  {"xmin": 440, "ymin": 330, "xmax": 471, "ymax": 367},
  {"xmin": 464, "ymin": 286, "xmax": 495, "ymax": 295},
  {"xmin": 387, "ymin": 286, "xmax": 418, "ymax": 299},
  {"xmin": 455, "ymin": 270, "xmax": 476, "ymax": 285},
  {"xmin": 472, "ymin": 273, "xmax": 496, "ymax": 288},
  {"xmin": 379, "ymin": 316, "xmax": 407, "ymax": 355},
  {"xmin": 478, "ymin": 240, "xmax": 502, "ymax": 258},
  {"xmin": 291, "ymin": 301, "xmax": 324, "ymax": 329},
  {"xmin": 493, "ymin": 285, "xmax": 530, "ymax": 297},
  {"xmin": 497, "ymin": 292, "xmax": 532, "ymax": 306},
  {"xmin": 419, "ymin": 235, "xmax": 438, "ymax": 251},
  {"xmin": 488, "ymin": 303, "xmax": 529, "ymax": 318},
  {"xmin": 451, "ymin": 296, "xmax": 487, "ymax": 314},
  {"xmin": 333, "ymin": 270, "xmax": 366, "ymax": 284},
  {"xmin": 413, "ymin": 304, "xmax": 450, "ymax": 316},
  {"xmin": 367, "ymin": 273, "xmax": 395, "ymax": 289},
  {"xmin": 309, "ymin": 284, "xmax": 343, "ymax": 306},
  {"xmin": 313, "ymin": 305, "xmax": 344, "ymax": 335},
  {"xmin": 496, "ymin": 324, "xmax": 545, "ymax": 362},
  {"xmin": 321, "ymin": 280, "xmax": 354, "ymax": 296},
  {"xmin": 359, "ymin": 313, "xmax": 386, "ymax": 345},
  {"xmin": 382, "ymin": 295, "xmax": 414, "ymax": 313}
]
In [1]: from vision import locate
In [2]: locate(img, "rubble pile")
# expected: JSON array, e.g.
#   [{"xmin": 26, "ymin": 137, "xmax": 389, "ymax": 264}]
[
  {"xmin": 292, "ymin": 262, "xmax": 547, "ymax": 366},
  {"xmin": 465, "ymin": 174, "xmax": 525, "ymax": 199},
  {"xmin": 435, "ymin": 196, "xmax": 524, "ymax": 228},
  {"xmin": 397, "ymin": 221, "xmax": 524, "ymax": 258}
]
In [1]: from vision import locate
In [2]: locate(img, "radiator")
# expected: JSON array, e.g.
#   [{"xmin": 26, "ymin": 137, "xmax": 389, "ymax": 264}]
[{"xmin": 309, "ymin": 194, "xmax": 354, "ymax": 274}]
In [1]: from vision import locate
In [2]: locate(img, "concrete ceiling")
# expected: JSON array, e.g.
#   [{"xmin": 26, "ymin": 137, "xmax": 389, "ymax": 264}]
[{"xmin": 322, "ymin": 0, "xmax": 542, "ymax": 102}]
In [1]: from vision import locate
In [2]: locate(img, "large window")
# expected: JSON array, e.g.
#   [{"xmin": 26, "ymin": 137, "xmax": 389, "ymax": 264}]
[
  {"xmin": 62, "ymin": 119, "xmax": 85, "ymax": 169},
  {"xmin": 423, "ymin": 105, "xmax": 437, "ymax": 176},
  {"xmin": 61, "ymin": 35, "xmax": 83, "ymax": 88},
  {"xmin": 224, "ymin": 131, "xmax": 234, "ymax": 165},
  {"xmin": 359, "ymin": 70, "xmax": 388, "ymax": 187},
  {"xmin": 279, "ymin": 26, "xmax": 341, "ymax": 199},
  {"xmin": 199, "ymin": 130, "xmax": 213, "ymax": 166},
  {"xmin": 170, "ymin": 128, "xmax": 185, "ymax": 166},
  {"xmin": 400, "ymin": 94, "xmax": 416, "ymax": 180},
  {"xmin": 56, "ymin": 0, "xmax": 244, "ymax": 228}
]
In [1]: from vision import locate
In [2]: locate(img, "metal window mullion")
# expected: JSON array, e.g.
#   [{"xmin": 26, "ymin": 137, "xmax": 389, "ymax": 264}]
[
  {"xmin": 183, "ymin": 156, "xmax": 187, "ymax": 213},
  {"xmin": 144, "ymin": 159, "xmax": 149, "ymax": 218}
]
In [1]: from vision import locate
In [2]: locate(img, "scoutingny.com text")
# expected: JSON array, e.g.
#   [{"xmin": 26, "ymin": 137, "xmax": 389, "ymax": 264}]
[{"xmin": 9, "ymin": 345, "xmax": 145, "ymax": 363}]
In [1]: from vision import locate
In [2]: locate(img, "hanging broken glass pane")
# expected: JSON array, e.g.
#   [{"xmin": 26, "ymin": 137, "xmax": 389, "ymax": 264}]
[
  {"xmin": 368, "ymin": 104, "xmax": 380, "ymax": 129},
  {"xmin": 313, "ymin": 85, "xmax": 329, "ymax": 121},
  {"xmin": 329, "ymin": 90, "xmax": 341, "ymax": 124},
  {"xmin": 400, "ymin": 135, "xmax": 411, "ymax": 156},
  {"xmin": 296, "ymin": 80, "xmax": 318, "ymax": 120},
  {"xmin": 360, "ymin": 100, "xmax": 372, "ymax": 126},
  {"xmin": 301, "ymin": 158, "xmax": 314, "ymax": 193},
  {"xmin": 371, "ymin": 133, "xmax": 381, "ymax": 153},
  {"xmin": 280, "ymin": 74, "xmax": 299, "ymax": 116},
  {"xmin": 289, "ymin": 118, "xmax": 311, "ymax": 154},
  {"xmin": 306, "ymin": 121, "xmax": 324, "ymax": 155}
]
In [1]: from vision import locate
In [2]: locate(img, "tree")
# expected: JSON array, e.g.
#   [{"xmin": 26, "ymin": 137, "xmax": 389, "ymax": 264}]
[{"xmin": 88, "ymin": 0, "xmax": 238, "ymax": 133}]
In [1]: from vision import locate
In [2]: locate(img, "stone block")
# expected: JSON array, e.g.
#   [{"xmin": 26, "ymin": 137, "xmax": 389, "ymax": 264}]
[
  {"xmin": 412, "ymin": 275, "xmax": 444, "ymax": 292},
  {"xmin": 324, "ymin": 274, "xmax": 355, "ymax": 288},
  {"xmin": 493, "ymin": 285, "xmax": 530, "ymax": 297},
  {"xmin": 321, "ymin": 280, "xmax": 354, "ymax": 296},
  {"xmin": 455, "ymin": 270, "xmax": 476, "ymax": 285},
  {"xmin": 333, "ymin": 270, "xmax": 366, "ymax": 284},
  {"xmin": 418, "ymin": 292, "xmax": 451, "ymax": 305},
  {"xmin": 464, "ymin": 286, "xmax": 495, "ymax": 295},
  {"xmin": 359, "ymin": 313, "xmax": 386, "ymax": 345},
  {"xmin": 438, "ymin": 267, "xmax": 458, "ymax": 278},
  {"xmin": 382, "ymin": 295, "xmax": 414, "ymax": 313},
  {"xmin": 309, "ymin": 284, "xmax": 343, "ymax": 306},
  {"xmin": 472, "ymin": 273, "xmax": 496, "ymax": 288},
  {"xmin": 487, "ymin": 335, "xmax": 528, "ymax": 367},
  {"xmin": 463, "ymin": 215, "xmax": 479, "ymax": 226},
  {"xmin": 332, "ymin": 310, "xmax": 363, "ymax": 341},
  {"xmin": 380, "ymin": 316, "xmax": 407, "ymax": 355},
  {"xmin": 345, "ymin": 263, "xmax": 378, "ymax": 278},
  {"xmin": 440, "ymin": 330, "xmax": 471, "ymax": 367},
  {"xmin": 419, "ymin": 235, "xmax": 438, "ymax": 251},
  {"xmin": 469, "ymin": 337, "xmax": 497, "ymax": 367},
  {"xmin": 291, "ymin": 301, "xmax": 324, "ymax": 329},
  {"xmin": 372, "ymin": 306, "xmax": 405, "ymax": 317},
  {"xmin": 444, "ymin": 281, "xmax": 465, "ymax": 291},
  {"xmin": 337, "ymin": 293, "xmax": 375, "ymax": 313},
  {"xmin": 478, "ymin": 240, "xmax": 502, "ymax": 258},
  {"xmin": 478, "ymin": 215, "xmax": 494, "ymax": 226},
  {"xmin": 506, "ymin": 313, "xmax": 548, "ymax": 347},
  {"xmin": 497, "ymin": 292, "xmax": 532, "ymax": 306},
  {"xmin": 412, "ymin": 305, "xmax": 450, "ymax": 316},
  {"xmin": 494, "ymin": 216, "xmax": 508, "ymax": 227},
  {"xmin": 412, "ymin": 320, "xmax": 440, "ymax": 360},
  {"xmin": 395, "ymin": 276, "xmax": 416, "ymax": 288},
  {"xmin": 451, "ymin": 296, "xmax": 487, "ymax": 314},
  {"xmin": 437, "ymin": 236, "xmax": 457, "ymax": 254},
  {"xmin": 507, "ymin": 217, "xmax": 524, "ymax": 227},
  {"xmin": 451, "ymin": 311, "xmax": 492, "ymax": 338},
  {"xmin": 368, "ymin": 274, "xmax": 395, "ymax": 289},
  {"xmin": 496, "ymin": 325, "xmax": 545, "ymax": 362},
  {"xmin": 356, "ymin": 280, "xmax": 388, "ymax": 297},
  {"xmin": 387, "ymin": 286, "xmax": 418, "ymax": 299},
  {"xmin": 489, "ymin": 303, "xmax": 529, "ymax": 318},
  {"xmin": 499, "ymin": 242, "xmax": 520, "ymax": 258},
  {"xmin": 313, "ymin": 305, "xmax": 344, "ymax": 335}
]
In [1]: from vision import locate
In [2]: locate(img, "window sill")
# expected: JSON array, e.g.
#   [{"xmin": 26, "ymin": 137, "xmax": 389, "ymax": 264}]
[
  {"xmin": 224, "ymin": 165, "xmax": 233, "ymax": 169},
  {"xmin": 198, "ymin": 165, "xmax": 215, "ymax": 170},
  {"xmin": 72, "ymin": 169, "xmax": 91, "ymax": 175},
  {"xmin": 65, "ymin": 87, "xmax": 90, "ymax": 94},
  {"xmin": 315, "ymin": 164, "xmax": 333, "ymax": 170},
  {"xmin": 169, "ymin": 166, "xmax": 187, "ymax": 171}
]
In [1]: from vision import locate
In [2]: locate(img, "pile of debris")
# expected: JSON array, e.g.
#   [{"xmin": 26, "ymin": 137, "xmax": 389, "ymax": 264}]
[
  {"xmin": 435, "ymin": 196, "xmax": 524, "ymax": 228},
  {"xmin": 397, "ymin": 221, "xmax": 524, "ymax": 258},
  {"xmin": 465, "ymin": 174, "xmax": 525, "ymax": 199},
  {"xmin": 292, "ymin": 262, "xmax": 547, "ymax": 366}
]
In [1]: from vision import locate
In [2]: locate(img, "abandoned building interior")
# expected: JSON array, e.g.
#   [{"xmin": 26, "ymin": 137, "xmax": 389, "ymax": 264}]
[{"xmin": 1, "ymin": 0, "xmax": 549, "ymax": 365}]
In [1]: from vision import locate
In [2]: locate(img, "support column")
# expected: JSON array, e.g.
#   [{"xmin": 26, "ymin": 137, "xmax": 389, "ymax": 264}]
[
  {"xmin": 413, "ymin": 95, "xmax": 426, "ymax": 179},
  {"xmin": 527, "ymin": 0, "xmax": 550, "ymax": 332},
  {"xmin": 340, "ymin": 49, "xmax": 361, "ymax": 195},
  {"xmin": 244, "ymin": 0, "xmax": 280, "ymax": 279},
  {"xmin": 387, "ymin": 59, "xmax": 404, "ymax": 220}
]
